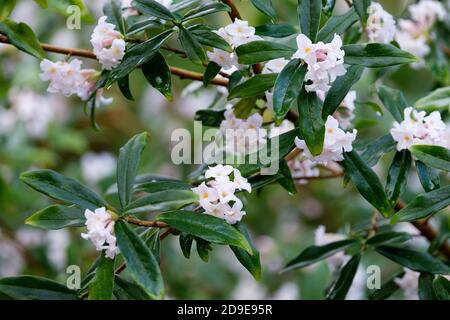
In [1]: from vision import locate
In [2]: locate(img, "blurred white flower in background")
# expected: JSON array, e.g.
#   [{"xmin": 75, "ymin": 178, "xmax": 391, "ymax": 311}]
[
  {"xmin": 395, "ymin": 268, "xmax": 420, "ymax": 300},
  {"xmin": 0, "ymin": 233, "xmax": 24, "ymax": 277},
  {"xmin": 314, "ymin": 225, "xmax": 350, "ymax": 272},
  {"xmin": 346, "ymin": 266, "xmax": 367, "ymax": 300},
  {"xmin": 81, "ymin": 152, "xmax": 117, "ymax": 185},
  {"xmin": 45, "ymin": 230, "xmax": 70, "ymax": 271},
  {"xmin": 366, "ymin": 2, "xmax": 396, "ymax": 44}
]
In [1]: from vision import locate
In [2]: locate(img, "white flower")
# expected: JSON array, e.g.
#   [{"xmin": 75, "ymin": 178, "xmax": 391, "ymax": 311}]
[
  {"xmin": 81, "ymin": 152, "xmax": 117, "ymax": 185},
  {"xmin": 207, "ymin": 49, "xmax": 240, "ymax": 71},
  {"xmin": 223, "ymin": 199, "xmax": 246, "ymax": 224},
  {"xmin": 394, "ymin": 268, "xmax": 420, "ymax": 300},
  {"xmin": 214, "ymin": 177, "xmax": 239, "ymax": 204},
  {"xmin": 408, "ymin": 0, "xmax": 446, "ymax": 31},
  {"xmin": 263, "ymin": 58, "xmax": 289, "ymax": 74},
  {"xmin": 121, "ymin": 0, "xmax": 138, "ymax": 17},
  {"xmin": 295, "ymin": 115, "xmax": 357, "ymax": 164},
  {"xmin": 233, "ymin": 169, "xmax": 252, "ymax": 193},
  {"xmin": 91, "ymin": 16, "xmax": 126, "ymax": 70},
  {"xmin": 390, "ymin": 107, "xmax": 447, "ymax": 151},
  {"xmin": 395, "ymin": 26, "xmax": 430, "ymax": 69},
  {"xmin": 81, "ymin": 207, "xmax": 119, "ymax": 259},
  {"xmin": 315, "ymin": 225, "xmax": 350, "ymax": 272},
  {"xmin": 334, "ymin": 90, "xmax": 356, "ymax": 129},
  {"xmin": 289, "ymin": 159, "xmax": 320, "ymax": 184},
  {"xmin": 205, "ymin": 164, "xmax": 234, "ymax": 179},
  {"xmin": 191, "ymin": 182, "xmax": 219, "ymax": 204},
  {"xmin": 40, "ymin": 58, "xmax": 84, "ymax": 96},
  {"xmin": 270, "ymin": 120, "xmax": 295, "ymax": 138},
  {"xmin": 366, "ymin": 3, "xmax": 396, "ymax": 44},
  {"xmin": 293, "ymin": 34, "xmax": 346, "ymax": 94}
]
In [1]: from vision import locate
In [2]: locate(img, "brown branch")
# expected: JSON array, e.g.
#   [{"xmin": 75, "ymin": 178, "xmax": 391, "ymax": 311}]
[
  {"xmin": 124, "ymin": 216, "xmax": 169, "ymax": 228},
  {"xmin": 221, "ymin": 0, "xmax": 242, "ymax": 20},
  {"xmin": 0, "ymin": 34, "xmax": 229, "ymax": 87},
  {"xmin": 344, "ymin": 0, "xmax": 352, "ymax": 7}
]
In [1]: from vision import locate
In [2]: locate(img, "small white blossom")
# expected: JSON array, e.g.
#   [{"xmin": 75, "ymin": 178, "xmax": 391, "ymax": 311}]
[
  {"xmin": 262, "ymin": 58, "xmax": 289, "ymax": 74},
  {"xmin": 223, "ymin": 199, "xmax": 246, "ymax": 224},
  {"xmin": 207, "ymin": 49, "xmax": 240, "ymax": 71},
  {"xmin": 295, "ymin": 115, "xmax": 357, "ymax": 164},
  {"xmin": 81, "ymin": 207, "xmax": 119, "ymax": 259},
  {"xmin": 395, "ymin": 268, "xmax": 420, "ymax": 300},
  {"xmin": 366, "ymin": 3, "xmax": 396, "ymax": 44},
  {"xmin": 192, "ymin": 182, "xmax": 219, "ymax": 205},
  {"xmin": 390, "ymin": 107, "xmax": 447, "ymax": 151},
  {"xmin": 81, "ymin": 152, "xmax": 117, "ymax": 185},
  {"xmin": 289, "ymin": 159, "xmax": 320, "ymax": 184},
  {"xmin": 205, "ymin": 164, "xmax": 234, "ymax": 179},
  {"xmin": 408, "ymin": 0, "xmax": 446, "ymax": 31},
  {"xmin": 91, "ymin": 16, "xmax": 126, "ymax": 70},
  {"xmin": 40, "ymin": 58, "xmax": 84, "ymax": 96},
  {"xmin": 315, "ymin": 225, "xmax": 350, "ymax": 272}
]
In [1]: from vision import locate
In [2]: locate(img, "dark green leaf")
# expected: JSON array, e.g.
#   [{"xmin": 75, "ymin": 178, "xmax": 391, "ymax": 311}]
[
  {"xmin": 228, "ymin": 74, "xmax": 278, "ymax": 100},
  {"xmin": 366, "ymin": 231, "xmax": 412, "ymax": 247},
  {"xmin": 195, "ymin": 109, "xmax": 225, "ymax": 127},
  {"xmin": 376, "ymin": 245, "xmax": 450, "ymax": 274},
  {"xmin": 156, "ymin": 211, "xmax": 253, "ymax": 253},
  {"xmin": 386, "ymin": 150, "xmax": 411, "ymax": 204},
  {"xmin": 196, "ymin": 237, "xmax": 212, "ymax": 262},
  {"xmin": 368, "ymin": 272, "xmax": 401, "ymax": 300},
  {"xmin": 183, "ymin": 2, "xmax": 229, "ymax": 21},
  {"xmin": 419, "ymin": 273, "xmax": 435, "ymax": 300},
  {"xmin": 124, "ymin": 190, "xmax": 198, "ymax": 214},
  {"xmin": 0, "ymin": 0, "xmax": 17, "ymax": 21},
  {"xmin": 297, "ymin": 0, "xmax": 322, "ymax": 41},
  {"xmin": 88, "ymin": 254, "xmax": 115, "ymax": 300},
  {"xmin": 377, "ymin": 85, "xmax": 408, "ymax": 122},
  {"xmin": 273, "ymin": 59, "xmax": 307, "ymax": 122},
  {"xmin": 114, "ymin": 276, "xmax": 150, "ymax": 300},
  {"xmin": 230, "ymin": 223, "xmax": 261, "ymax": 280},
  {"xmin": 344, "ymin": 44, "xmax": 417, "ymax": 68},
  {"xmin": 415, "ymin": 86, "xmax": 450, "ymax": 113},
  {"xmin": 127, "ymin": 19, "xmax": 164, "ymax": 36},
  {"xmin": 255, "ymin": 23, "xmax": 297, "ymax": 38},
  {"xmin": 132, "ymin": 0, "xmax": 177, "ymax": 21},
  {"xmin": 117, "ymin": 132, "xmax": 148, "ymax": 209},
  {"xmin": 142, "ymin": 51, "xmax": 173, "ymax": 100},
  {"xmin": 144, "ymin": 229, "xmax": 161, "ymax": 264},
  {"xmin": 203, "ymin": 61, "xmax": 222, "ymax": 87},
  {"xmin": 115, "ymin": 220, "xmax": 164, "ymax": 299},
  {"xmin": 104, "ymin": 0, "xmax": 125, "ymax": 35},
  {"xmin": 342, "ymin": 151, "xmax": 393, "ymax": 217},
  {"xmin": 327, "ymin": 254, "xmax": 361, "ymax": 300},
  {"xmin": 118, "ymin": 75, "xmax": 134, "ymax": 101},
  {"xmin": 179, "ymin": 232, "xmax": 194, "ymax": 259},
  {"xmin": 392, "ymin": 185, "xmax": 450, "ymax": 223},
  {"xmin": 317, "ymin": 7, "xmax": 358, "ymax": 42},
  {"xmin": 236, "ymin": 41, "xmax": 295, "ymax": 64},
  {"xmin": 178, "ymin": 26, "xmax": 207, "ymax": 65},
  {"xmin": 25, "ymin": 205, "xmax": 85, "ymax": 230},
  {"xmin": 353, "ymin": 0, "xmax": 371, "ymax": 26},
  {"xmin": 0, "ymin": 19, "xmax": 44, "ymax": 58},
  {"xmin": 298, "ymin": 89, "xmax": 325, "ymax": 156},
  {"xmin": 433, "ymin": 276, "xmax": 450, "ymax": 300},
  {"xmin": 410, "ymin": 145, "xmax": 450, "ymax": 172},
  {"xmin": 360, "ymin": 134, "xmax": 396, "ymax": 167},
  {"xmin": 251, "ymin": 0, "xmax": 276, "ymax": 21},
  {"xmin": 20, "ymin": 170, "xmax": 107, "ymax": 211},
  {"xmin": 189, "ymin": 25, "xmax": 232, "ymax": 52},
  {"xmin": 284, "ymin": 239, "xmax": 358, "ymax": 271}
]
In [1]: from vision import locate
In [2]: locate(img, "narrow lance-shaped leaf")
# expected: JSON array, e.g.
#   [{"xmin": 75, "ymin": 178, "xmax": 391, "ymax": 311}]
[
  {"xmin": 25, "ymin": 205, "xmax": 85, "ymax": 230},
  {"xmin": 418, "ymin": 273, "xmax": 435, "ymax": 300},
  {"xmin": 182, "ymin": 2, "xmax": 230, "ymax": 21},
  {"xmin": 88, "ymin": 254, "xmax": 115, "ymax": 300},
  {"xmin": 317, "ymin": 7, "xmax": 358, "ymax": 43},
  {"xmin": 368, "ymin": 272, "xmax": 402, "ymax": 300},
  {"xmin": 236, "ymin": 41, "xmax": 295, "ymax": 65},
  {"xmin": 255, "ymin": 23, "xmax": 297, "ymax": 38},
  {"xmin": 117, "ymin": 75, "xmax": 134, "ymax": 101},
  {"xmin": 377, "ymin": 85, "xmax": 408, "ymax": 122},
  {"xmin": 228, "ymin": 74, "xmax": 278, "ymax": 100},
  {"xmin": 273, "ymin": 59, "xmax": 307, "ymax": 123},
  {"xmin": 104, "ymin": 0, "xmax": 125, "ymax": 35},
  {"xmin": 415, "ymin": 86, "xmax": 450, "ymax": 113},
  {"xmin": 251, "ymin": 0, "xmax": 276, "ymax": 21},
  {"xmin": 188, "ymin": 25, "xmax": 232, "ymax": 53},
  {"xmin": 115, "ymin": 220, "xmax": 164, "ymax": 299},
  {"xmin": 366, "ymin": 231, "xmax": 412, "ymax": 247},
  {"xmin": 297, "ymin": 0, "xmax": 322, "ymax": 41},
  {"xmin": 230, "ymin": 223, "xmax": 261, "ymax": 280},
  {"xmin": 0, "ymin": 19, "xmax": 44, "ymax": 58},
  {"xmin": 391, "ymin": 185, "xmax": 450, "ymax": 223},
  {"xmin": 353, "ymin": 0, "xmax": 371, "ymax": 26},
  {"xmin": 132, "ymin": 0, "xmax": 177, "ymax": 21},
  {"xmin": 124, "ymin": 190, "xmax": 199, "ymax": 214},
  {"xmin": 283, "ymin": 239, "xmax": 358, "ymax": 271},
  {"xmin": 298, "ymin": 89, "xmax": 325, "ymax": 156},
  {"xmin": 178, "ymin": 27, "xmax": 207, "ymax": 65},
  {"xmin": 20, "ymin": 170, "xmax": 107, "ymax": 211},
  {"xmin": 416, "ymin": 160, "xmax": 440, "ymax": 192},
  {"xmin": 360, "ymin": 134, "xmax": 396, "ymax": 167},
  {"xmin": 203, "ymin": 62, "xmax": 222, "ymax": 87},
  {"xmin": 376, "ymin": 245, "xmax": 450, "ymax": 274},
  {"xmin": 156, "ymin": 211, "xmax": 253, "ymax": 253},
  {"xmin": 0, "ymin": 0, "xmax": 17, "ymax": 21},
  {"xmin": 179, "ymin": 232, "xmax": 194, "ymax": 259},
  {"xmin": 433, "ymin": 276, "xmax": 450, "ymax": 300},
  {"xmin": 117, "ymin": 132, "xmax": 148, "ymax": 209},
  {"xmin": 327, "ymin": 254, "xmax": 361, "ymax": 300},
  {"xmin": 342, "ymin": 151, "xmax": 393, "ymax": 217},
  {"xmin": 344, "ymin": 43, "xmax": 417, "ymax": 68},
  {"xmin": 386, "ymin": 150, "xmax": 411, "ymax": 204},
  {"xmin": 142, "ymin": 51, "xmax": 173, "ymax": 101},
  {"xmin": 410, "ymin": 145, "xmax": 450, "ymax": 172}
]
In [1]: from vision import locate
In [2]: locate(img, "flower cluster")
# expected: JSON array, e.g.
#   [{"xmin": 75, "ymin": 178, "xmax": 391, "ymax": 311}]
[
  {"xmin": 295, "ymin": 116, "xmax": 357, "ymax": 164},
  {"xmin": 40, "ymin": 59, "xmax": 112, "ymax": 107},
  {"xmin": 366, "ymin": 2, "xmax": 396, "ymax": 44},
  {"xmin": 396, "ymin": 0, "xmax": 446, "ymax": 68},
  {"xmin": 293, "ymin": 34, "xmax": 346, "ymax": 94},
  {"xmin": 81, "ymin": 207, "xmax": 119, "ymax": 259},
  {"xmin": 219, "ymin": 109, "xmax": 266, "ymax": 155},
  {"xmin": 390, "ymin": 107, "xmax": 446, "ymax": 151},
  {"xmin": 192, "ymin": 165, "xmax": 251, "ymax": 224},
  {"xmin": 208, "ymin": 19, "xmax": 262, "ymax": 71},
  {"xmin": 91, "ymin": 16, "xmax": 126, "ymax": 70}
]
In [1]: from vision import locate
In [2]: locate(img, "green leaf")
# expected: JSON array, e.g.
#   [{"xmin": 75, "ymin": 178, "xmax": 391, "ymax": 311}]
[
  {"xmin": 251, "ymin": 0, "xmax": 276, "ymax": 21},
  {"xmin": 376, "ymin": 245, "xmax": 450, "ymax": 274},
  {"xmin": 386, "ymin": 150, "xmax": 411, "ymax": 204},
  {"xmin": 114, "ymin": 276, "xmax": 150, "ymax": 300},
  {"xmin": 0, "ymin": 0, "xmax": 17, "ymax": 21},
  {"xmin": 124, "ymin": 190, "xmax": 198, "ymax": 214},
  {"xmin": 88, "ymin": 254, "xmax": 115, "ymax": 300},
  {"xmin": 117, "ymin": 132, "xmax": 148, "ymax": 209},
  {"xmin": 34, "ymin": 0, "xmax": 48, "ymax": 8},
  {"xmin": 298, "ymin": 89, "xmax": 325, "ymax": 156},
  {"xmin": 117, "ymin": 75, "xmax": 134, "ymax": 101},
  {"xmin": 353, "ymin": 0, "xmax": 371, "ymax": 26},
  {"xmin": 196, "ymin": 238, "xmax": 212, "ymax": 262},
  {"xmin": 189, "ymin": 25, "xmax": 232, "ymax": 52},
  {"xmin": 178, "ymin": 26, "xmax": 207, "ymax": 65},
  {"xmin": 415, "ymin": 86, "xmax": 450, "ymax": 113},
  {"xmin": 417, "ymin": 161, "xmax": 442, "ymax": 192},
  {"xmin": 142, "ymin": 51, "xmax": 173, "ymax": 100},
  {"xmin": 426, "ymin": 42, "xmax": 449, "ymax": 85},
  {"xmin": 322, "ymin": 65, "xmax": 364, "ymax": 119},
  {"xmin": 145, "ymin": 229, "xmax": 161, "ymax": 264},
  {"xmin": 255, "ymin": 23, "xmax": 297, "ymax": 38},
  {"xmin": 327, "ymin": 254, "xmax": 361, "ymax": 300},
  {"xmin": 109, "ymin": 30, "xmax": 174, "ymax": 83},
  {"xmin": 419, "ymin": 273, "xmax": 435, "ymax": 300},
  {"xmin": 0, "ymin": 19, "xmax": 44, "ymax": 58},
  {"xmin": 433, "ymin": 276, "xmax": 450, "ymax": 300},
  {"xmin": 410, "ymin": 145, "xmax": 450, "ymax": 172},
  {"xmin": 377, "ymin": 85, "xmax": 408, "ymax": 122},
  {"xmin": 104, "ymin": 0, "xmax": 125, "ymax": 35},
  {"xmin": 156, "ymin": 211, "xmax": 253, "ymax": 253},
  {"xmin": 342, "ymin": 151, "xmax": 393, "ymax": 217},
  {"xmin": 115, "ymin": 220, "xmax": 164, "ymax": 299},
  {"xmin": 0, "ymin": 276, "xmax": 78, "ymax": 300},
  {"xmin": 284, "ymin": 239, "xmax": 358, "ymax": 271},
  {"xmin": 236, "ymin": 41, "xmax": 295, "ymax": 65},
  {"xmin": 195, "ymin": 109, "xmax": 225, "ymax": 127},
  {"xmin": 298, "ymin": 0, "xmax": 322, "ymax": 41},
  {"xmin": 25, "ymin": 205, "xmax": 85, "ymax": 230},
  {"xmin": 179, "ymin": 232, "xmax": 194, "ymax": 259},
  {"xmin": 273, "ymin": 59, "xmax": 307, "ymax": 122},
  {"xmin": 203, "ymin": 62, "xmax": 222, "ymax": 87},
  {"xmin": 392, "ymin": 185, "xmax": 450, "ymax": 223},
  {"xmin": 20, "ymin": 170, "xmax": 107, "ymax": 211},
  {"xmin": 317, "ymin": 7, "xmax": 358, "ymax": 42},
  {"xmin": 127, "ymin": 19, "xmax": 164, "ymax": 36},
  {"xmin": 183, "ymin": 2, "xmax": 230, "ymax": 21},
  {"xmin": 228, "ymin": 74, "xmax": 278, "ymax": 100},
  {"xmin": 360, "ymin": 134, "xmax": 396, "ymax": 167},
  {"xmin": 230, "ymin": 223, "xmax": 261, "ymax": 280},
  {"xmin": 132, "ymin": 0, "xmax": 177, "ymax": 21},
  {"xmin": 368, "ymin": 272, "xmax": 402, "ymax": 300},
  {"xmin": 344, "ymin": 44, "xmax": 417, "ymax": 68},
  {"xmin": 366, "ymin": 231, "xmax": 412, "ymax": 247}
]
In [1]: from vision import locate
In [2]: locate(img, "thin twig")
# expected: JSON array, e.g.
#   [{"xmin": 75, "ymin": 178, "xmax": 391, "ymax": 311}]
[
  {"xmin": 124, "ymin": 216, "xmax": 169, "ymax": 228},
  {"xmin": 221, "ymin": 0, "xmax": 242, "ymax": 20}
]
